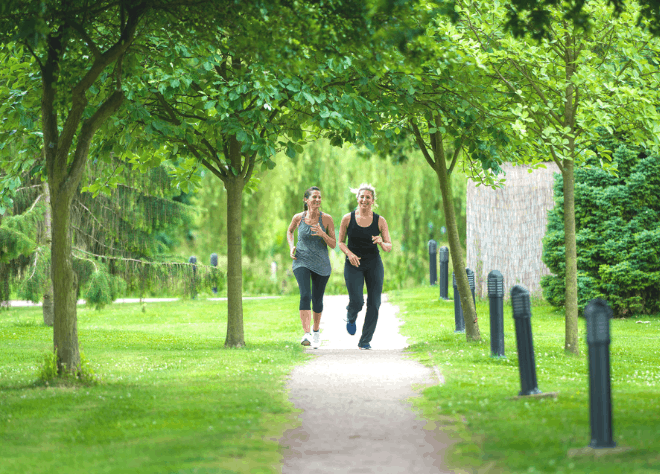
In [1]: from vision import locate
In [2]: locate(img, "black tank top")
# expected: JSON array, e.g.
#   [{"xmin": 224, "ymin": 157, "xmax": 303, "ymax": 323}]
[{"xmin": 346, "ymin": 211, "xmax": 380, "ymax": 261}]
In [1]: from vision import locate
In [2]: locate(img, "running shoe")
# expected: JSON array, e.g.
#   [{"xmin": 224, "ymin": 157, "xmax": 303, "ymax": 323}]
[
  {"xmin": 358, "ymin": 343, "xmax": 372, "ymax": 350},
  {"xmin": 346, "ymin": 320, "xmax": 356, "ymax": 335},
  {"xmin": 312, "ymin": 331, "xmax": 321, "ymax": 349},
  {"xmin": 301, "ymin": 333, "xmax": 312, "ymax": 346}
]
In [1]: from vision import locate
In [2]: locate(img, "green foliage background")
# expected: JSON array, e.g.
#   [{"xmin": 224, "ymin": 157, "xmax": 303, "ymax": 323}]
[
  {"xmin": 178, "ymin": 139, "xmax": 467, "ymax": 295},
  {"xmin": 541, "ymin": 138, "xmax": 660, "ymax": 316}
]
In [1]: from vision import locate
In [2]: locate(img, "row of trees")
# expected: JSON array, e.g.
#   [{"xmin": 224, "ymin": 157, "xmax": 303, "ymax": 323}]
[
  {"xmin": 2, "ymin": 0, "xmax": 660, "ymax": 375},
  {"xmin": 181, "ymin": 138, "xmax": 468, "ymax": 294}
]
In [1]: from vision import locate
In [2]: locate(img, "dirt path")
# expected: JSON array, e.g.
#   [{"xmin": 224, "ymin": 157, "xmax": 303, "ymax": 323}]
[{"xmin": 279, "ymin": 294, "xmax": 455, "ymax": 473}]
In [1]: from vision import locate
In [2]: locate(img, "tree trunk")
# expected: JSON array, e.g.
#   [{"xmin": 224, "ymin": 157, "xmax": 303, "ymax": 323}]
[
  {"xmin": 42, "ymin": 182, "xmax": 54, "ymax": 327},
  {"xmin": 434, "ymin": 142, "xmax": 480, "ymax": 341},
  {"xmin": 50, "ymin": 185, "xmax": 81, "ymax": 372},
  {"xmin": 562, "ymin": 159, "xmax": 579, "ymax": 355},
  {"xmin": 224, "ymin": 175, "xmax": 245, "ymax": 347}
]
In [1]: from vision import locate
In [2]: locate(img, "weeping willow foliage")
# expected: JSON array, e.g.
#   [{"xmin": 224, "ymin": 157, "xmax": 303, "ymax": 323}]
[
  {"xmin": 1, "ymin": 158, "xmax": 224, "ymax": 309},
  {"xmin": 0, "ymin": 175, "xmax": 46, "ymax": 307},
  {"xmin": 0, "ymin": 191, "xmax": 45, "ymax": 262}
]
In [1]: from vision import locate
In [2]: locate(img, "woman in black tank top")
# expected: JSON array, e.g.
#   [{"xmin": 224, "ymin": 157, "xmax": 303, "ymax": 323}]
[{"xmin": 337, "ymin": 183, "xmax": 393, "ymax": 350}]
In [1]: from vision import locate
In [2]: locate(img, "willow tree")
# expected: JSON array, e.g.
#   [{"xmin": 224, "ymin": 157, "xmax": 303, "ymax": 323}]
[{"xmin": 455, "ymin": 0, "xmax": 660, "ymax": 353}]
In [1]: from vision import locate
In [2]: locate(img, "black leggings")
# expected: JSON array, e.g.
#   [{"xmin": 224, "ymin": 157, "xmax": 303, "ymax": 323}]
[
  {"xmin": 293, "ymin": 267, "xmax": 330, "ymax": 313},
  {"xmin": 344, "ymin": 256, "xmax": 384, "ymax": 345}
]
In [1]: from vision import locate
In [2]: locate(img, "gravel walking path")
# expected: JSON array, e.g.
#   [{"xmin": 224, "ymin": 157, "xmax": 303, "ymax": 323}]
[{"xmin": 280, "ymin": 294, "xmax": 455, "ymax": 473}]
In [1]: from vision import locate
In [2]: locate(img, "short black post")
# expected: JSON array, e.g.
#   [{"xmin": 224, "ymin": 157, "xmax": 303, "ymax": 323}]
[
  {"xmin": 585, "ymin": 298, "xmax": 616, "ymax": 448},
  {"xmin": 210, "ymin": 253, "xmax": 218, "ymax": 294},
  {"xmin": 189, "ymin": 255, "xmax": 197, "ymax": 299},
  {"xmin": 428, "ymin": 240, "xmax": 438, "ymax": 285},
  {"xmin": 466, "ymin": 267, "xmax": 476, "ymax": 307},
  {"xmin": 439, "ymin": 246, "xmax": 449, "ymax": 300},
  {"xmin": 488, "ymin": 270, "xmax": 505, "ymax": 358},
  {"xmin": 511, "ymin": 285, "xmax": 541, "ymax": 396},
  {"xmin": 452, "ymin": 272, "xmax": 465, "ymax": 333}
]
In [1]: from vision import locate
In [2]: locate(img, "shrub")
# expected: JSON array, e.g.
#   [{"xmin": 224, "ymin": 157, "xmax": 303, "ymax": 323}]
[
  {"xmin": 541, "ymin": 140, "xmax": 660, "ymax": 317},
  {"xmin": 38, "ymin": 349, "xmax": 98, "ymax": 385}
]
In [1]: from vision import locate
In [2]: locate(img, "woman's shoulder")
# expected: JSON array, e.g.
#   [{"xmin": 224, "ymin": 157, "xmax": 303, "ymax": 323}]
[{"xmin": 321, "ymin": 212, "xmax": 334, "ymax": 224}]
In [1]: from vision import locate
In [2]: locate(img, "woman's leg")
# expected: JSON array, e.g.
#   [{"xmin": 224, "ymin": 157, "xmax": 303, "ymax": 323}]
[
  {"xmin": 344, "ymin": 261, "xmax": 365, "ymax": 323},
  {"xmin": 359, "ymin": 257, "xmax": 384, "ymax": 346},
  {"xmin": 293, "ymin": 267, "xmax": 312, "ymax": 333},
  {"xmin": 310, "ymin": 272, "xmax": 330, "ymax": 331}
]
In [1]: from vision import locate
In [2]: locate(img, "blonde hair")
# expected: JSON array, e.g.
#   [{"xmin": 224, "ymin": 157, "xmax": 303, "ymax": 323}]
[{"xmin": 350, "ymin": 183, "xmax": 377, "ymax": 207}]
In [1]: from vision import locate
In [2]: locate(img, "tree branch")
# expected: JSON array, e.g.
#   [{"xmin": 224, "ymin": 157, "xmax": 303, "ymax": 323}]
[{"xmin": 409, "ymin": 119, "xmax": 435, "ymax": 169}]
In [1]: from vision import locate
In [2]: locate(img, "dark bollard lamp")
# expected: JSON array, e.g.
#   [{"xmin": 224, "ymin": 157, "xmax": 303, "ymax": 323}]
[
  {"xmin": 488, "ymin": 270, "xmax": 505, "ymax": 358},
  {"xmin": 428, "ymin": 240, "xmax": 438, "ymax": 286},
  {"xmin": 439, "ymin": 247, "xmax": 449, "ymax": 300},
  {"xmin": 585, "ymin": 298, "xmax": 616, "ymax": 449},
  {"xmin": 511, "ymin": 285, "xmax": 541, "ymax": 396}
]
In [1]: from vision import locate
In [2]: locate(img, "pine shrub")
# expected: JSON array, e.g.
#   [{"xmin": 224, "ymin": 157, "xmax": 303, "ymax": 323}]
[{"xmin": 541, "ymin": 141, "xmax": 660, "ymax": 317}]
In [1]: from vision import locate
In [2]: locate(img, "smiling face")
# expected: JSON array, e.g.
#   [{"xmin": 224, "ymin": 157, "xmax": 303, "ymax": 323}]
[
  {"xmin": 304, "ymin": 190, "xmax": 322, "ymax": 210},
  {"xmin": 357, "ymin": 189, "xmax": 374, "ymax": 210}
]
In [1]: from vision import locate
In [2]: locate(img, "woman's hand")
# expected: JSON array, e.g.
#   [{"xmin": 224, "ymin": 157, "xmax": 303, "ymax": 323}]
[
  {"xmin": 372, "ymin": 235, "xmax": 384, "ymax": 245},
  {"xmin": 290, "ymin": 246, "xmax": 297, "ymax": 259},
  {"xmin": 347, "ymin": 253, "xmax": 361, "ymax": 267},
  {"xmin": 310, "ymin": 224, "xmax": 326, "ymax": 239}
]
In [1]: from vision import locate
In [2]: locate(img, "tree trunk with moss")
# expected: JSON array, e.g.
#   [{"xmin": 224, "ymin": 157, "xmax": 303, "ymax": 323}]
[
  {"xmin": 224, "ymin": 136, "xmax": 246, "ymax": 348},
  {"xmin": 562, "ymin": 159, "xmax": 579, "ymax": 354},
  {"xmin": 411, "ymin": 119, "xmax": 480, "ymax": 341},
  {"xmin": 432, "ymin": 133, "xmax": 480, "ymax": 341},
  {"xmin": 42, "ymin": 182, "xmax": 54, "ymax": 326}
]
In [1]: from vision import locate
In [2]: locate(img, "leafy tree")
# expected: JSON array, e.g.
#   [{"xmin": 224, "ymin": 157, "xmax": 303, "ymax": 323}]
[
  {"xmin": 0, "ymin": 0, "xmax": 222, "ymax": 374},
  {"xmin": 502, "ymin": 0, "xmax": 660, "ymax": 38},
  {"xmin": 454, "ymin": 0, "xmax": 660, "ymax": 353},
  {"xmin": 351, "ymin": 6, "xmax": 519, "ymax": 341},
  {"xmin": 124, "ymin": 2, "xmax": 372, "ymax": 347},
  {"xmin": 542, "ymin": 137, "xmax": 660, "ymax": 317}
]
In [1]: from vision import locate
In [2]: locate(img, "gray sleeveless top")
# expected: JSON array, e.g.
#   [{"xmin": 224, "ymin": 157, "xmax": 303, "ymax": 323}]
[{"xmin": 292, "ymin": 211, "xmax": 332, "ymax": 276}]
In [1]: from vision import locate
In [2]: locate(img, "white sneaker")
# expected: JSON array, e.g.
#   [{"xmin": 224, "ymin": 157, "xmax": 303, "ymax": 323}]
[
  {"xmin": 301, "ymin": 333, "xmax": 312, "ymax": 346},
  {"xmin": 312, "ymin": 331, "xmax": 321, "ymax": 349}
]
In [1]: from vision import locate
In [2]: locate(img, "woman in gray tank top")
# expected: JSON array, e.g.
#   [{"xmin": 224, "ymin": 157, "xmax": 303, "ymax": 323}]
[{"xmin": 287, "ymin": 186, "xmax": 336, "ymax": 348}]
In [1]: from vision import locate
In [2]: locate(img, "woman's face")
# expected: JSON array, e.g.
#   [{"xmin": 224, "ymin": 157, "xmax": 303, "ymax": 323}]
[
  {"xmin": 357, "ymin": 190, "xmax": 374, "ymax": 209},
  {"xmin": 305, "ymin": 190, "xmax": 322, "ymax": 209}
]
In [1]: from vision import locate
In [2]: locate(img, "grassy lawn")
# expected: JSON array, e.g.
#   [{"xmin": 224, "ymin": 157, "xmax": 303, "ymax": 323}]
[
  {"xmin": 0, "ymin": 297, "xmax": 308, "ymax": 474},
  {"xmin": 389, "ymin": 286, "xmax": 660, "ymax": 474}
]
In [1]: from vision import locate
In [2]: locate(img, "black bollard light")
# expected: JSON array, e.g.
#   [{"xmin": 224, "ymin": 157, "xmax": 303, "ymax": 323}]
[
  {"xmin": 466, "ymin": 268, "xmax": 476, "ymax": 307},
  {"xmin": 428, "ymin": 240, "xmax": 438, "ymax": 285},
  {"xmin": 210, "ymin": 253, "xmax": 218, "ymax": 295},
  {"xmin": 488, "ymin": 270, "xmax": 505, "ymax": 358},
  {"xmin": 585, "ymin": 298, "xmax": 616, "ymax": 449},
  {"xmin": 452, "ymin": 272, "xmax": 465, "ymax": 333},
  {"xmin": 511, "ymin": 285, "xmax": 541, "ymax": 396},
  {"xmin": 189, "ymin": 256, "xmax": 197, "ymax": 299},
  {"xmin": 439, "ymin": 246, "xmax": 449, "ymax": 300}
]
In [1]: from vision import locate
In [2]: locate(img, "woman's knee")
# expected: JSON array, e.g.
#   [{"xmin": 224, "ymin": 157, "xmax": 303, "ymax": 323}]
[
  {"xmin": 347, "ymin": 297, "xmax": 364, "ymax": 312},
  {"xmin": 299, "ymin": 293, "xmax": 312, "ymax": 311},
  {"xmin": 366, "ymin": 294, "xmax": 381, "ymax": 309},
  {"xmin": 312, "ymin": 300, "xmax": 324, "ymax": 313}
]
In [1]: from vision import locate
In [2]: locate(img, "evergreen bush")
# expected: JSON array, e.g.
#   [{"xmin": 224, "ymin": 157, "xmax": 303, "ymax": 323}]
[{"xmin": 541, "ymin": 140, "xmax": 660, "ymax": 317}]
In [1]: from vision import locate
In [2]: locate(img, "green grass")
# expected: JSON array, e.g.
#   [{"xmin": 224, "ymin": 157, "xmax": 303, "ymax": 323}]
[
  {"xmin": 0, "ymin": 297, "xmax": 308, "ymax": 474},
  {"xmin": 389, "ymin": 286, "xmax": 660, "ymax": 474}
]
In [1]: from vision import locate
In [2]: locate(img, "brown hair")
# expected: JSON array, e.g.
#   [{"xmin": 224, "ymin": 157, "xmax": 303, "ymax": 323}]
[{"xmin": 303, "ymin": 186, "xmax": 321, "ymax": 211}]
